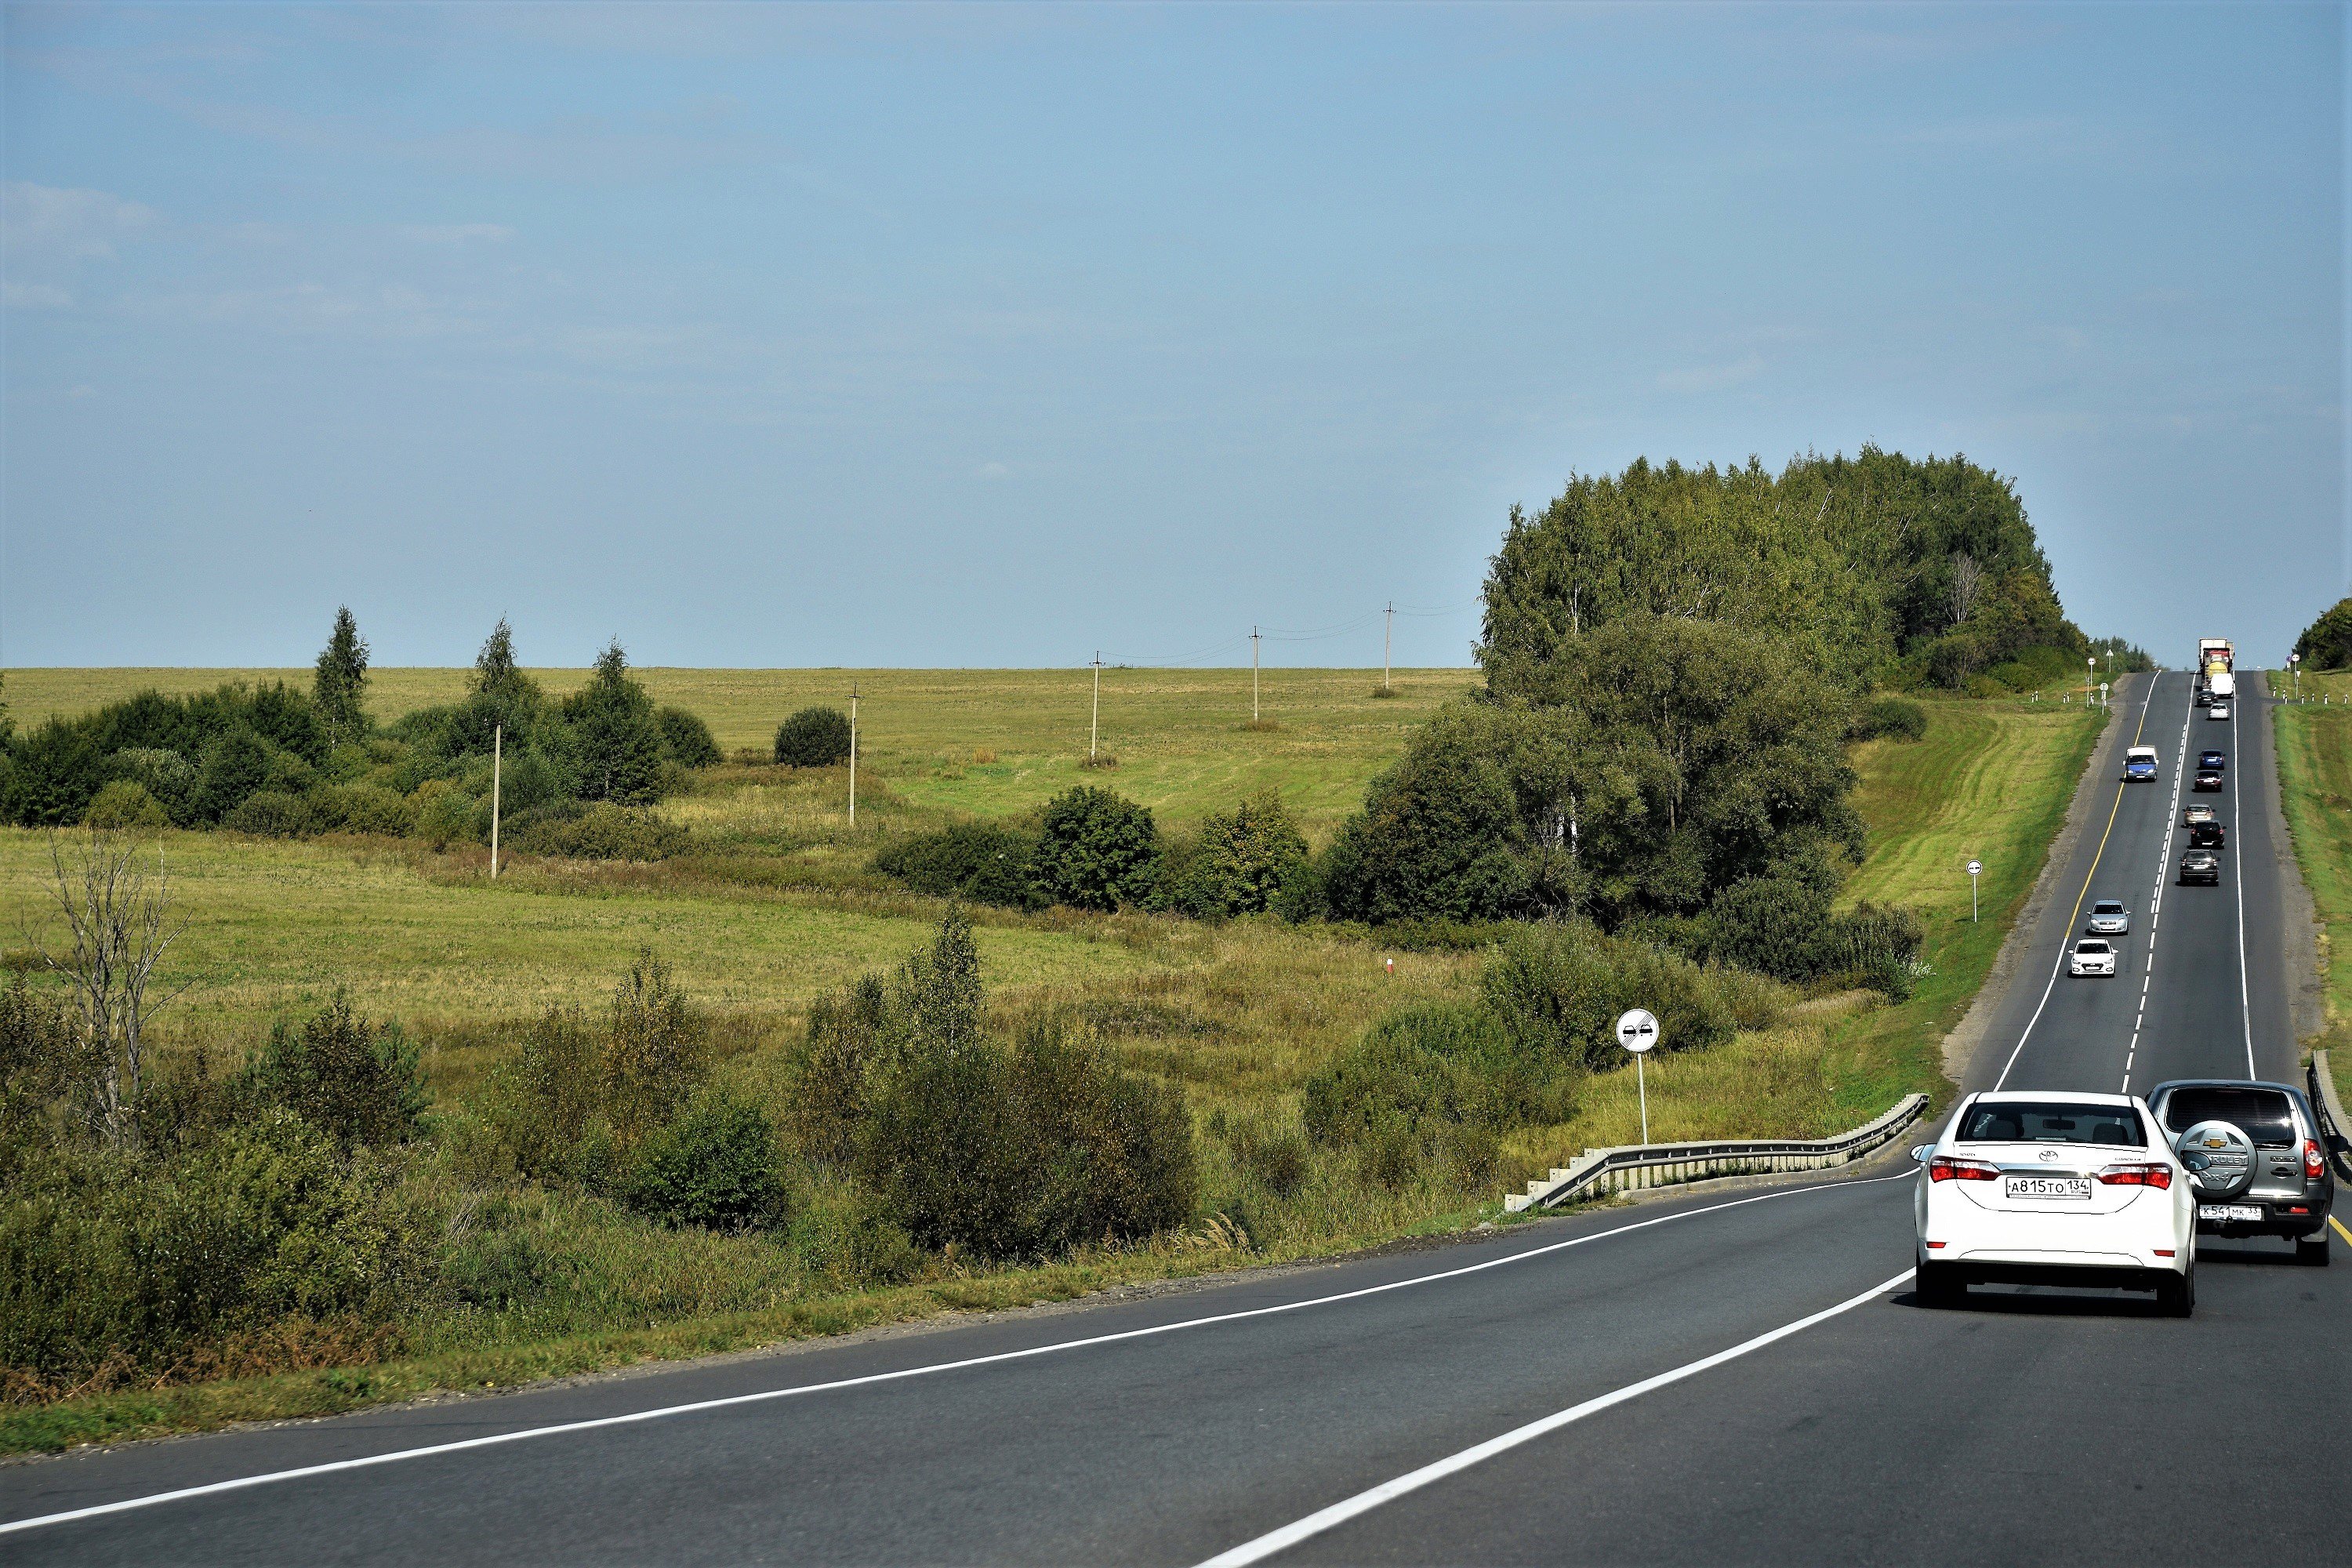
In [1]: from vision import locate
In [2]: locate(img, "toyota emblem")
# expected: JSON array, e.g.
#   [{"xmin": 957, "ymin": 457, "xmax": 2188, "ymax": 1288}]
[{"xmin": 2038, "ymin": 1149, "xmax": 2059, "ymax": 1163}]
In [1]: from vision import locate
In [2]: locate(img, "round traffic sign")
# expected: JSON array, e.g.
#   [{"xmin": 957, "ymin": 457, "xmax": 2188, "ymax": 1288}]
[
  {"xmin": 1614, "ymin": 1008, "xmax": 1661, "ymax": 1054},
  {"xmin": 1966, "ymin": 859, "xmax": 1981, "ymax": 877}
]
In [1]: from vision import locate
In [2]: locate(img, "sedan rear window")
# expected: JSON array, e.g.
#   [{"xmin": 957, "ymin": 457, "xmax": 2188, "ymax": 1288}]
[
  {"xmin": 2161, "ymin": 1087, "xmax": 2296, "ymax": 1147},
  {"xmin": 1962, "ymin": 1102, "xmax": 2146, "ymax": 1146},
  {"xmin": 2092, "ymin": 901, "xmax": 2125, "ymax": 916}
]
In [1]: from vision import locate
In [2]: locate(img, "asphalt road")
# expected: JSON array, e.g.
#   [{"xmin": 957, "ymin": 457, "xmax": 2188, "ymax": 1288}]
[{"xmin": 5, "ymin": 671, "xmax": 2344, "ymax": 1566}]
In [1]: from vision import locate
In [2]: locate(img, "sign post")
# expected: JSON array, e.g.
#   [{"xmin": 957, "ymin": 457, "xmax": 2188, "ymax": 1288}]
[
  {"xmin": 1615, "ymin": 1008, "xmax": 1661, "ymax": 1145},
  {"xmin": 1967, "ymin": 858, "xmax": 1982, "ymax": 924},
  {"xmin": 2290, "ymin": 652, "xmax": 2300, "ymax": 701}
]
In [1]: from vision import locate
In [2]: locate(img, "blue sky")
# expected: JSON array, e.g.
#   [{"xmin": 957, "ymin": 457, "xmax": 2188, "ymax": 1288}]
[{"xmin": 2, "ymin": 2, "xmax": 2343, "ymax": 670}]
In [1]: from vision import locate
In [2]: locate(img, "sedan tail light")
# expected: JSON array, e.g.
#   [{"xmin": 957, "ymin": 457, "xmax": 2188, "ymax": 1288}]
[
  {"xmin": 1929, "ymin": 1155, "xmax": 2000, "ymax": 1183},
  {"xmin": 2096, "ymin": 1162, "xmax": 2174, "ymax": 1189},
  {"xmin": 2305, "ymin": 1140, "xmax": 2326, "ymax": 1180}
]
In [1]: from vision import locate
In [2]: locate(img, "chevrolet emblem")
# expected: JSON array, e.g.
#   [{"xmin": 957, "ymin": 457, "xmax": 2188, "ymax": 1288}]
[{"xmin": 2204, "ymin": 1136, "xmax": 2227, "ymax": 1148}]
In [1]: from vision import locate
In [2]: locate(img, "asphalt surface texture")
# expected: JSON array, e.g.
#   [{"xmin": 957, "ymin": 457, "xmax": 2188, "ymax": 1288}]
[{"xmin": 5, "ymin": 670, "xmax": 2345, "ymax": 1566}]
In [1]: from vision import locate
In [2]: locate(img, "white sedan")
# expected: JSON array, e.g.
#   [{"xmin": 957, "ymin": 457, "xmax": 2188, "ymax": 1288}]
[
  {"xmin": 2070, "ymin": 938, "xmax": 2118, "ymax": 976},
  {"xmin": 2208, "ymin": 702, "xmax": 2231, "ymax": 720},
  {"xmin": 1913, "ymin": 1092, "xmax": 2194, "ymax": 1314}
]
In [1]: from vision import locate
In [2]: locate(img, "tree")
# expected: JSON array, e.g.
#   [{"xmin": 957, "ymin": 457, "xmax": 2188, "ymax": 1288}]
[
  {"xmin": 473, "ymin": 618, "xmax": 523, "ymax": 695},
  {"xmin": 560, "ymin": 641, "xmax": 665, "ymax": 804},
  {"xmin": 2293, "ymin": 595, "xmax": 2352, "ymax": 671},
  {"xmin": 29, "ymin": 828, "xmax": 190, "ymax": 1148},
  {"xmin": 245, "ymin": 993, "xmax": 426, "ymax": 1148},
  {"xmin": 312, "ymin": 607, "xmax": 370, "ymax": 746}
]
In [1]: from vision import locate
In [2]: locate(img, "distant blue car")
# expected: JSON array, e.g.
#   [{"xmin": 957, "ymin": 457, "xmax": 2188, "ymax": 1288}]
[{"xmin": 2124, "ymin": 746, "xmax": 2158, "ymax": 782}]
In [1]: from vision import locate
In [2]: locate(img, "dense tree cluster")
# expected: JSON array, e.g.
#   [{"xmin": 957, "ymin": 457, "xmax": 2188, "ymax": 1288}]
[{"xmin": 2293, "ymin": 595, "xmax": 2352, "ymax": 672}]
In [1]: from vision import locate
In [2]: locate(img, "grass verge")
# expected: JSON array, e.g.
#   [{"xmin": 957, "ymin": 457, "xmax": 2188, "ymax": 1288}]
[{"xmin": 2273, "ymin": 677, "xmax": 2352, "ymax": 1106}]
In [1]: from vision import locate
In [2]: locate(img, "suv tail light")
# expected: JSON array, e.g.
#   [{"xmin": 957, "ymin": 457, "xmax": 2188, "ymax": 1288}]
[
  {"xmin": 2306, "ymin": 1140, "xmax": 2326, "ymax": 1180},
  {"xmin": 1929, "ymin": 1156, "xmax": 2000, "ymax": 1183},
  {"xmin": 2096, "ymin": 1162, "xmax": 2174, "ymax": 1189}
]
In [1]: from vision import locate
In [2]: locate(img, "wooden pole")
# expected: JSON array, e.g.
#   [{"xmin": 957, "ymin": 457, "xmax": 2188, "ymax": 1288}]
[
  {"xmin": 490, "ymin": 724, "xmax": 502, "ymax": 879},
  {"xmin": 1252, "ymin": 626, "xmax": 1261, "ymax": 722},
  {"xmin": 848, "ymin": 683, "xmax": 858, "ymax": 827},
  {"xmin": 1090, "ymin": 652, "xmax": 1101, "ymax": 760},
  {"xmin": 1384, "ymin": 602, "xmax": 1392, "ymax": 693}
]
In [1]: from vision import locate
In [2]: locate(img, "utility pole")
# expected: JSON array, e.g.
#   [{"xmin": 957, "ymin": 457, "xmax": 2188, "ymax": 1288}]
[
  {"xmin": 1091, "ymin": 652, "xmax": 1102, "ymax": 760},
  {"xmin": 1384, "ymin": 601, "xmax": 1393, "ymax": 694},
  {"xmin": 848, "ymin": 682, "xmax": 858, "ymax": 827},
  {"xmin": 1252, "ymin": 626, "xmax": 1261, "ymax": 723},
  {"xmin": 490, "ymin": 724, "xmax": 502, "ymax": 879}
]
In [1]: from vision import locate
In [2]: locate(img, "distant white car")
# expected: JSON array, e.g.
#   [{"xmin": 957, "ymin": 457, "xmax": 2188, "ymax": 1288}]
[
  {"xmin": 2070, "ymin": 938, "xmax": 2118, "ymax": 976},
  {"xmin": 2086, "ymin": 899, "xmax": 2130, "ymax": 935},
  {"xmin": 2208, "ymin": 702, "xmax": 2231, "ymax": 720},
  {"xmin": 1913, "ymin": 1092, "xmax": 2195, "ymax": 1314}
]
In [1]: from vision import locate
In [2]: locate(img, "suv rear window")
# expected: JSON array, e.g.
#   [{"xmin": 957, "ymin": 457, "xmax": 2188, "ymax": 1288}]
[
  {"xmin": 1962, "ymin": 1102, "xmax": 2146, "ymax": 1146},
  {"xmin": 2162, "ymin": 1087, "xmax": 2296, "ymax": 1147}
]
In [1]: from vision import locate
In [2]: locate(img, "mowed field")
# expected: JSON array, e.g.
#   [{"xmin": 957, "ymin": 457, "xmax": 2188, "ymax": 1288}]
[{"xmin": 0, "ymin": 666, "xmax": 1481, "ymax": 837}]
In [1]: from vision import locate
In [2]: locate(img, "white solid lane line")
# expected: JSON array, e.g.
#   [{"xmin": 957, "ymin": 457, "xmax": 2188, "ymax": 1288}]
[
  {"xmin": 2122, "ymin": 681, "xmax": 2194, "ymax": 1094},
  {"xmin": 1193, "ymin": 1269, "xmax": 1917, "ymax": 1568},
  {"xmin": 0, "ymin": 1174, "xmax": 1910, "ymax": 1540},
  {"xmin": 2230, "ymin": 693, "xmax": 2255, "ymax": 1078}
]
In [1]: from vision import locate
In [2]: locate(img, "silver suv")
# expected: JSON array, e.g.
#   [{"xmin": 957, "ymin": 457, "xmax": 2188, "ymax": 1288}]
[{"xmin": 2147, "ymin": 1080, "xmax": 2335, "ymax": 1265}]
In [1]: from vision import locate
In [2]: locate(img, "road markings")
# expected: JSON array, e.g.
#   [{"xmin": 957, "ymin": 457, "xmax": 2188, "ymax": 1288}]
[
  {"xmin": 1192, "ymin": 1269, "xmax": 1916, "ymax": 1568},
  {"xmin": 1994, "ymin": 673, "xmax": 2159, "ymax": 1091},
  {"xmin": 2228, "ymin": 696, "xmax": 2255, "ymax": 1078},
  {"xmin": 2121, "ymin": 684, "xmax": 2194, "ymax": 1094},
  {"xmin": 0, "ymin": 1174, "xmax": 1908, "ymax": 1540},
  {"xmin": 2332, "ymin": 1215, "xmax": 2351, "ymax": 1247}
]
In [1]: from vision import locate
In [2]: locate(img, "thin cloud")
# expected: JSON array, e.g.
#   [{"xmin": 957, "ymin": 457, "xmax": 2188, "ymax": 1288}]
[
  {"xmin": 1657, "ymin": 354, "xmax": 1764, "ymax": 394},
  {"xmin": 1, "ymin": 181, "xmax": 159, "ymax": 262}
]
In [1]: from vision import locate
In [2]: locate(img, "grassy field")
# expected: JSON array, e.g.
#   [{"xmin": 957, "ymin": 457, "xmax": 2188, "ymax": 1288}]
[
  {"xmin": 1, "ymin": 666, "xmax": 1481, "ymax": 838},
  {"xmin": 0, "ymin": 677, "xmax": 2107, "ymax": 1452},
  {"xmin": 2272, "ymin": 671, "xmax": 2352, "ymax": 1104}
]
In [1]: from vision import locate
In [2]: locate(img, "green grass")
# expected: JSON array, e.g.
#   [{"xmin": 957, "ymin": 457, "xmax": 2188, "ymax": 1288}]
[
  {"xmin": 1, "ymin": 666, "xmax": 1481, "ymax": 838},
  {"xmin": 0, "ymin": 678, "xmax": 2107, "ymax": 1454},
  {"xmin": 2273, "ymin": 675, "xmax": 2352, "ymax": 1105}
]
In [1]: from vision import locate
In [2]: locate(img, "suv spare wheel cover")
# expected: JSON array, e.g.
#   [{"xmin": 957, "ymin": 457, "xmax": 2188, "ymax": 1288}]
[{"xmin": 2176, "ymin": 1120, "xmax": 2256, "ymax": 1198}]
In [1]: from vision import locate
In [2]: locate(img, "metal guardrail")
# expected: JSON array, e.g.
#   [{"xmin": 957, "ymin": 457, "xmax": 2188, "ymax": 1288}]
[
  {"xmin": 2307, "ymin": 1051, "xmax": 2352, "ymax": 1184},
  {"xmin": 1502, "ymin": 1093, "xmax": 1932, "ymax": 1213}
]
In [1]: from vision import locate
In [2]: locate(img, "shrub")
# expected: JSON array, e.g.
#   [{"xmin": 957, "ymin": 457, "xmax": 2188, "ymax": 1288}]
[
  {"xmin": 306, "ymin": 782, "xmax": 417, "ymax": 837},
  {"xmin": 1853, "ymin": 696, "xmax": 1928, "ymax": 742},
  {"xmin": 654, "ymin": 706, "xmax": 723, "ymax": 770},
  {"xmin": 871, "ymin": 821, "xmax": 1041, "ymax": 908},
  {"xmin": 1359, "ymin": 1000, "xmax": 1576, "ymax": 1126},
  {"xmin": 1032, "ymin": 786, "xmax": 1159, "ymax": 912},
  {"xmin": 486, "ymin": 1007, "xmax": 612, "ymax": 1184},
  {"xmin": 83, "ymin": 780, "xmax": 169, "ymax": 830},
  {"xmin": 1, "ymin": 973, "xmax": 82, "ymax": 1159},
  {"xmin": 786, "ymin": 1178, "xmax": 920, "ymax": 1288},
  {"xmin": 604, "ymin": 950, "xmax": 710, "ymax": 1142},
  {"xmin": 412, "ymin": 784, "xmax": 484, "ymax": 848},
  {"xmin": 774, "ymin": 706, "xmax": 851, "ymax": 767},
  {"xmin": 194, "ymin": 726, "xmax": 279, "ymax": 823},
  {"xmin": 1, "ymin": 717, "xmax": 107, "ymax": 826},
  {"xmin": 1301, "ymin": 1033, "xmax": 1503, "ymax": 1190},
  {"xmin": 623, "ymin": 1091, "xmax": 789, "ymax": 1232},
  {"xmin": 1479, "ymin": 922, "xmax": 1733, "ymax": 1071},
  {"xmin": 223, "ymin": 789, "xmax": 318, "ymax": 838},
  {"xmin": 109, "ymin": 747, "xmax": 198, "ymax": 824},
  {"xmin": 243, "ymin": 995, "xmax": 427, "ymax": 1149},
  {"xmin": 793, "ymin": 975, "xmax": 892, "ymax": 1164},
  {"xmin": 510, "ymin": 801, "xmax": 688, "ymax": 861},
  {"xmin": 1705, "ymin": 862, "xmax": 1922, "ymax": 997},
  {"xmin": 1156, "ymin": 791, "xmax": 1308, "ymax": 918},
  {"xmin": 1224, "ymin": 1112, "xmax": 1310, "ymax": 1198}
]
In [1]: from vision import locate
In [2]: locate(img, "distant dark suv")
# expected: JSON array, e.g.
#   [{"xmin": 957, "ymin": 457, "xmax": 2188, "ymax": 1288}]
[
  {"xmin": 2187, "ymin": 819, "xmax": 2226, "ymax": 850},
  {"xmin": 2180, "ymin": 850, "xmax": 2221, "ymax": 885},
  {"xmin": 2147, "ymin": 1080, "xmax": 2334, "ymax": 1265}
]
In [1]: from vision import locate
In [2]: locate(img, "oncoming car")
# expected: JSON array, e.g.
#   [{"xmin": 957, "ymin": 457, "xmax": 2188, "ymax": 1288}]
[
  {"xmin": 2070, "ymin": 938, "xmax": 2118, "ymax": 977},
  {"xmin": 2122, "ymin": 746, "xmax": 2158, "ymax": 782},
  {"xmin": 1912, "ymin": 1092, "xmax": 2194, "ymax": 1314},
  {"xmin": 2086, "ymin": 899, "xmax": 2130, "ymax": 935}
]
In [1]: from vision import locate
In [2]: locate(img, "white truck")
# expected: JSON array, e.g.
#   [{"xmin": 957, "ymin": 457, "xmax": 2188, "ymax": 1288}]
[{"xmin": 2195, "ymin": 637, "xmax": 2234, "ymax": 706}]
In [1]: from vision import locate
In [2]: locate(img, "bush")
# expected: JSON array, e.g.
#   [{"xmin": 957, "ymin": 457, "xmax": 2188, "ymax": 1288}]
[
  {"xmin": 604, "ymin": 950, "xmax": 710, "ymax": 1142},
  {"xmin": 872, "ymin": 821, "xmax": 1042, "ymax": 909},
  {"xmin": 223, "ymin": 789, "xmax": 318, "ymax": 838},
  {"xmin": 510, "ymin": 801, "xmax": 688, "ymax": 861},
  {"xmin": 486, "ymin": 1007, "xmax": 612, "ymax": 1185},
  {"xmin": 306, "ymin": 783, "xmax": 417, "ymax": 837},
  {"xmin": 1359, "ymin": 999, "xmax": 1576, "ymax": 1127},
  {"xmin": 0, "ymin": 1113, "xmax": 434, "ymax": 1393},
  {"xmin": 1155, "ymin": 791, "xmax": 1308, "ymax": 919},
  {"xmin": 623, "ymin": 1091, "xmax": 789, "ymax": 1232},
  {"xmin": 655, "ymin": 706, "xmax": 723, "ymax": 770},
  {"xmin": 1853, "ymin": 696, "xmax": 1927, "ymax": 742},
  {"xmin": 1705, "ymin": 862, "xmax": 1922, "ymax": 997},
  {"xmin": 243, "ymin": 995, "xmax": 427, "ymax": 1149},
  {"xmin": 786, "ymin": 1178, "xmax": 920, "ymax": 1288},
  {"xmin": 109, "ymin": 747, "xmax": 198, "ymax": 824},
  {"xmin": 774, "ymin": 706, "xmax": 851, "ymax": 768},
  {"xmin": 412, "ymin": 784, "xmax": 483, "ymax": 848},
  {"xmin": 1301, "ymin": 1033, "xmax": 1503, "ymax": 1190},
  {"xmin": 1032, "ymin": 786, "xmax": 1159, "ymax": 912},
  {"xmin": 793, "ymin": 975, "xmax": 891, "ymax": 1165},
  {"xmin": 83, "ymin": 780, "xmax": 169, "ymax": 830},
  {"xmin": 1479, "ymin": 922, "xmax": 1733, "ymax": 1071},
  {"xmin": 1224, "ymin": 1112, "xmax": 1310, "ymax": 1198}
]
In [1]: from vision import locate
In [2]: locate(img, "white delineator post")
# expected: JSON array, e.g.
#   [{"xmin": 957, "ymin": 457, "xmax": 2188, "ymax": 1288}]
[
  {"xmin": 1967, "ymin": 858, "xmax": 1981, "ymax": 923},
  {"xmin": 490, "ymin": 724, "xmax": 502, "ymax": 879},
  {"xmin": 1615, "ymin": 1008, "xmax": 1661, "ymax": 1145}
]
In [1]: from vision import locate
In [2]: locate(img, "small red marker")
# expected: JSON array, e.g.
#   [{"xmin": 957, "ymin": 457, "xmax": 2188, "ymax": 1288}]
[{"xmin": 1385, "ymin": 956, "xmax": 1394, "ymax": 977}]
